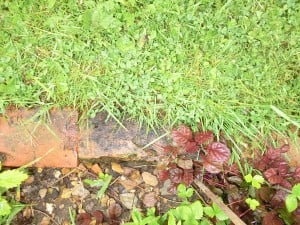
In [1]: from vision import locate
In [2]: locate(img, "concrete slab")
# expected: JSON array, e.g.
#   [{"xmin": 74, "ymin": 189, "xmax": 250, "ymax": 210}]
[{"xmin": 0, "ymin": 108, "xmax": 78, "ymax": 167}]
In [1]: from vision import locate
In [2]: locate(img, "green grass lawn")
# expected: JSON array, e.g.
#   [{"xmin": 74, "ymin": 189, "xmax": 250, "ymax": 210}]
[{"xmin": 0, "ymin": 0, "xmax": 299, "ymax": 155}]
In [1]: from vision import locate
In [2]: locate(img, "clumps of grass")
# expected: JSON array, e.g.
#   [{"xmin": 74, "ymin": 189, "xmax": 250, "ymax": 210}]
[{"xmin": 0, "ymin": 1, "xmax": 299, "ymax": 152}]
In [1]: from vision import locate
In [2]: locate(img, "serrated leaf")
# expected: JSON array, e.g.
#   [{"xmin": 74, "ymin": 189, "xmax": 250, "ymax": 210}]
[
  {"xmin": 204, "ymin": 206, "xmax": 215, "ymax": 218},
  {"xmin": 168, "ymin": 213, "xmax": 176, "ymax": 225},
  {"xmin": 246, "ymin": 198, "xmax": 260, "ymax": 210},
  {"xmin": 244, "ymin": 174, "xmax": 253, "ymax": 183},
  {"xmin": 285, "ymin": 194, "xmax": 298, "ymax": 212},
  {"xmin": 175, "ymin": 205, "xmax": 192, "ymax": 221},
  {"xmin": 184, "ymin": 141, "xmax": 199, "ymax": 153},
  {"xmin": 0, "ymin": 198, "xmax": 11, "ymax": 216},
  {"xmin": 213, "ymin": 203, "xmax": 228, "ymax": 221},
  {"xmin": 0, "ymin": 170, "xmax": 28, "ymax": 189},
  {"xmin": 194, "ymin": 131, "xmax": 214, "ymax": 145},
  {"xmin": 190, "ymin": 201, "xmax": 203, "ymax": 219},
  {"xmin": 253, "ymin": 175, "xmax": 264, "ymax": 184},
  {"xmin": 292, "ymin": 184, "xmax": 300, "ymax": 197},
  {"xmin": 172, "ymin": 125, "xmax": 193, "ymax": 147},
  {"xmin": 206, "ymin": 142, "xmax": 230, "ymax": 163}
]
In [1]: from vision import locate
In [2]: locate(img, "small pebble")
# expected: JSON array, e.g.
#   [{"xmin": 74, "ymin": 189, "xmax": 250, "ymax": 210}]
[
  {"xmin": 39, "ymin": 189, "xmax": 47, "ymax": 199},
  {"xmin": 53, "ymin": 170, "xmax": 61, "ymax": 179},
  {"xmin": 45, "ymin": 203, "xmax": 54, "ymax": 215}
]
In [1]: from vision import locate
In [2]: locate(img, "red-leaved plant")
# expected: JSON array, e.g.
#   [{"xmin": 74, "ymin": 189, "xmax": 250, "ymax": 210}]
[{"xmin": 158, "ymin": 125, "xmax": 231, "ymax": 192}]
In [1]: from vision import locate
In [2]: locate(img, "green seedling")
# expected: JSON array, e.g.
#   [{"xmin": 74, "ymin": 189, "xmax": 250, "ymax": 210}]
[
  {"xmin": 244, "ymin": 174, "xmax": 265, "ymax": 189},
  {"xmin": 177, "ymin": 183, "xmax": 194, "ymax": 201},
  {"xmin": 204, "ymin": 202, "xmax": 229, "ymax": 222},
  {"xmin": 285, "ymin": 183, "xmax": 300, "ymax": 212},
  {"xmin": 68, "ymin": 207, "xmax": 76, "ymax": 225},
  {"xmin": 245, "ymin": 198, "xmax": 260, "ymax": 211},
  {"xmin": 0, "ymin": 166, "xmax": 28, "ymax": 224},
  {"xmin": 168, "ymin": 200, "xmax": 204, "ymax": 225},
  {"xmin": 124, "ymin": 207, "xmax": 161, "ymax": 225},
  {"xmin": 84, "ymin": 173, "xmax": 112, "ymax": 200}
]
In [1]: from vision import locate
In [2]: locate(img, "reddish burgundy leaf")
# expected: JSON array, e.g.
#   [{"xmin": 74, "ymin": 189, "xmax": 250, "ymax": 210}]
[
  {"xmin": 182, "ymin": 169, "xmax": 194, "ymax": 186},
  {"xmin": 92, "ymin": 210, "xmax": 104, "ymax": 223},
  {"xmin": 203, "ymin": 157, "xmax": 222, "ymax": 174},
  {"xmin": 169, "ymin": 167, "xmax": 183, "ymax": 184},
  {"xmin": 255, "ymin": 156, "xmax": 269, "ymax": 171},
  {"xmin": 107, "ymin": 203, "xmax": 122, "ymax": 220},
  {"xmin": 278, "ymin": 162, "xmax": 288, "ymax": 176},
  {"xmin": 279, "ymin": 144, "xmax": 289, "ymax": 153},
  {"xmin": 293, "ymin": 167, "xmax": 300, "ymax": 181},
  {"xmin": 143, "ymin": 192, "xmax": 157, "ymax": 208},
  {"xmin": 184, "ymin": 141, "xmax": 199, "ymax": 153},
  {"xmin": 195, "ymin": 131, "xmax": 214, "ymax": 145},
  {"xmin": 271, "ymin": 190, "xmax": 287, "ymax": 209},
  {"xmin": 262, "ymin": 211, "xmax": 284, "ymax": 225},
  {"xmin": 264, "ymin": 168, "xmax": 277, "ymax": 179},
  {"xmin": 163, "ymin": 146, "xmax": 179, "ymax": 157},
  {"xmin": 158, "ymin": 170, "xmax": 169, "ymax": 181},
  {"xmin": 266, "ymin": 147, "xmax": 283, "ymax": 160},
  {"xmin": 280, "ymin": 179, "xmax": 292, "ymax": 189},
  {"xmin": 76, "ymin": 213, "xmax": 92, "ymax": 225},
  {"xmin": 206, "ymin": 142, "xmax": 230, "ymax": 163},
  {"xmin": 172, "ymin": 125, "xmax": 193, "ymax": 146}
]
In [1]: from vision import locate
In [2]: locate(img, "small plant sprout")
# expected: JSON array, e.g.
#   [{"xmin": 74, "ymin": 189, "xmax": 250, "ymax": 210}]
[
  {"xmin": 84, "ymin": 173, "xmax": 112, "ymax": 200},
  {"xmin": 245, "ymin": 198, "xmax": 260, "ymax": 211},
  {"xmin": 244, "ymin": 173, "xmax": 265, "ymax": 189},
  {"xmin": 0, "ymin": 168, "xmax": 28, "ymax": 223},
  {"xmin": 285, "ymin": 183, "xmax": 300, "ymax": 213},
  {"xmin": 177, "ymin": 183, "xmax": 194, "ymax": 201},
  {"xmin": 204, "ymin": 202, "xmax": 229, "ymax": 222}
]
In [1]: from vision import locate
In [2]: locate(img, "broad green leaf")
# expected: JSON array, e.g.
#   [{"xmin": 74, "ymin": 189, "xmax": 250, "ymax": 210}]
[
  {"xmin": 204, "ymin": 206, "xmax": 215, "ymax": 218},
  {"xmin": 292, "ymin": 184, "xmax": 300, "ymax": 198},
  {"xmin": 245, "ymin": 198, "xmax": 260, "ymax": 210},
  {"xmin": 177, "ymin": 184, "xmax": 186, "ymax": 194},
  {"xmin": 286, "ymin": 194, "xmax": 298, "ymax": 212},
  {"xmin": 175, "ymin": 205, "xmax": 192, "ymax": 221},
  {"xmin": 244, "ymin": 174, "xmax": 253, "ymax": 183},
  {"xmin": 190, "ymin": 201, "xmax": 203, "ymax": 219},
  {"xmin": 131, "ymin": 208, "xmax": 143, "ymax": 223},
  {"xmin": 200, "ymin": 218, "xmax": 213, "ymax": 225},
  {"xmin": 168, "ymin": 213, "xmax": 176, "ymax": 225},
  {"xmin": 185, "ymin": 188, "xmax": 194, "ymax": 198},
  {"xmin": 213, "ymin": 203, "xmax": 228, "ymax": 221},
  {"xmin": 0, "ymin": 198, "xmax": 11, "ymax": 216},
  {"xmin": 183, "ymin": 219, "xmax": 198, "ymax": 225},
  {"xmin": 0, "ymin": 170, "xmax": 28, "ymax": 189},
  {"xmin": 252, "ymin": 175, "xmax": 264, "ymax": 189}
]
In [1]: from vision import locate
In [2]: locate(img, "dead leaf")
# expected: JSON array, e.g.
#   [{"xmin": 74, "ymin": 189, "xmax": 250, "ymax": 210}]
[
  {"xmin": 120, "ymin": 193, "xmax": 137, "ymax": 209},
  {"xmin": 111, "ymin": 162, "xmax": 124, "ymax": 174},
  {"xmin": 143, "ymin": 192, "xmax": 157, "ymax": 208},
  {"xmin": 107, "ymin": 203, "xmax": 122, "ymax": 219},
  {"xmin": 76, "ymin": 213, "xmax": 92, "ymax": 225},
  {"xmin": 22, "ymin": 207, "xmax": 32, "ymax": 219},
  {"xmin": 177, "ymin": 159, "xmax": 193, "ymax": 169},
  {"xmin": 119, "ymin": 179, "xmax": 139, "ymax": 190},
  {"xmin": 142, "ymin": 172, "xmax": 158, "ymax": 186},
  {"xmin": 91, "ymin": 163, "xmax": 103, "ymax": 174},
  {"xmin": 40, "ymin": 216, "xmax": 51, "ymax": 225}
]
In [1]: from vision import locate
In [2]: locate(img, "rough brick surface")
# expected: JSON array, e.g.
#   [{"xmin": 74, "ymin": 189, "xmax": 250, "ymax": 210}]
[
  {"xmin": 0, "ymin": 109, "xmax": 78, "ymax": 167},
  {"xmin": 79, "ymin": 113, "xmax": 170, "ymax": 161}
]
